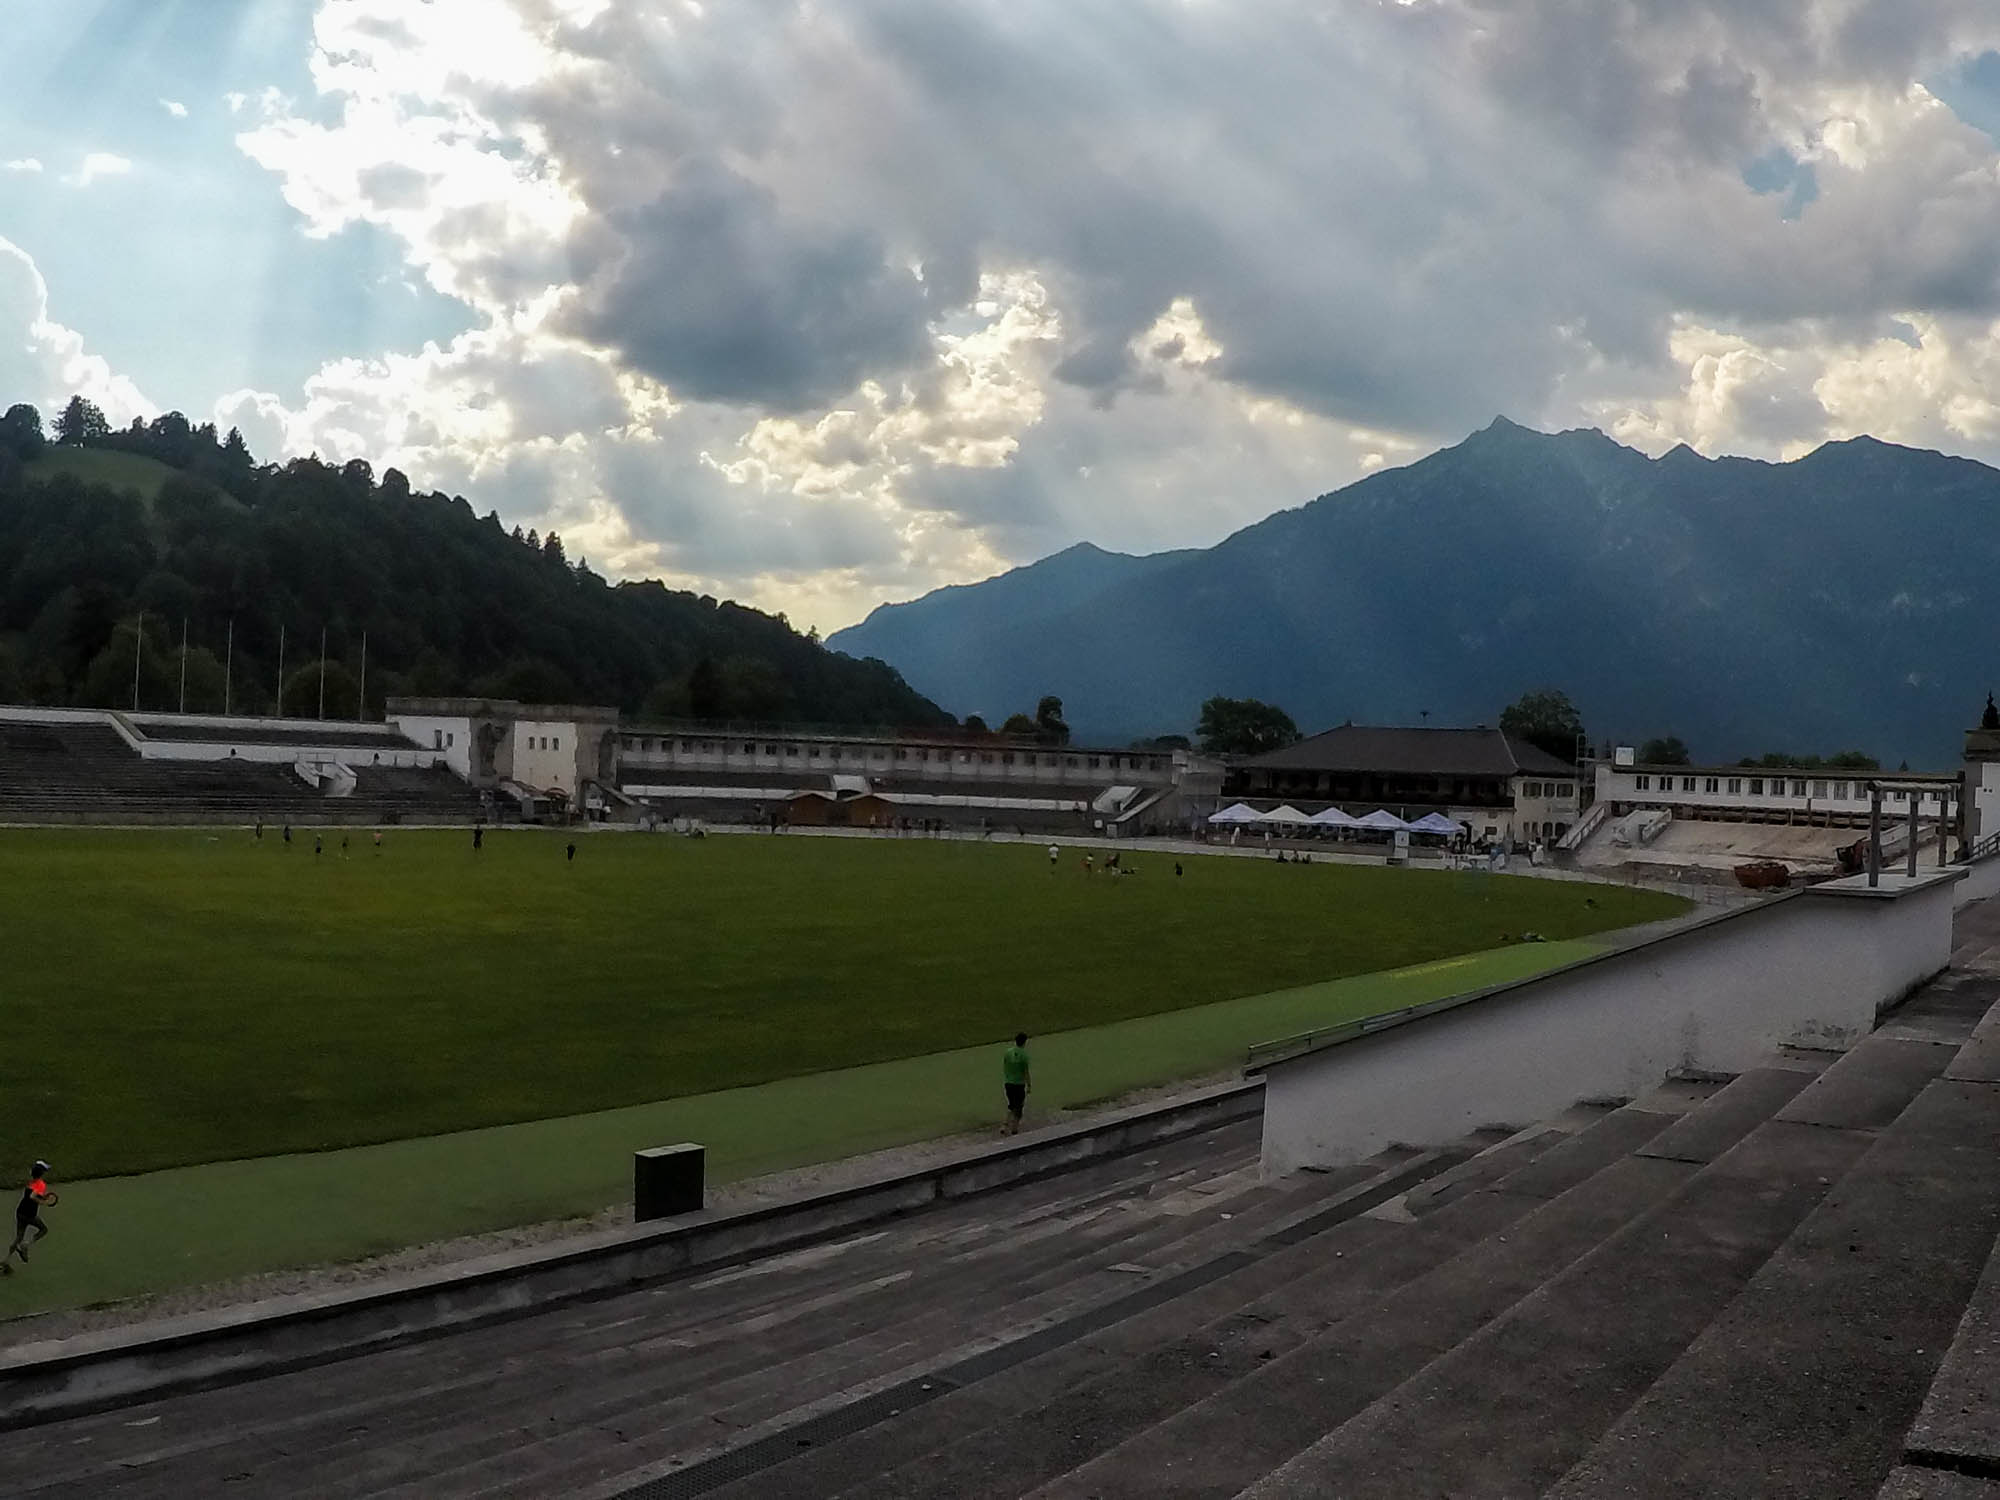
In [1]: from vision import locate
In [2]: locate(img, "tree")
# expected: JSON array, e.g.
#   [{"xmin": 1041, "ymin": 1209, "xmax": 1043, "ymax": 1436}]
[
  {"xmin": 1639, "ymin": 735, "xmax": 1691, "ymax": 765},
  {"xmin": 54, "ymin": 395, "xmax": 110, "ymax": 446},
  {"xmin": 0, "ymin": 403, "xmax": 44, "ymax": 459},
  {"xmin": 1984, "ymin": 693, "xmax": 2000, "ymax": 732},
  {"xmin": 1498, "ymin": 688, "xmax": 1584, "ymax": 763},
  {"xmin": 1132, "ymin": 734, "xmax": 1191, "ymax": 750},
  {"xmin": 1001, "ymin": 713, "xmax": 1038, "ymax": 735},
  {"xmin": 1034, "ymin": 694, "xmax": 1070, "ymax": 744},
  {"xmin": 1197, "ymin": 696, "xmax": 1302, "ymax": 757},
  {"xmin": 380, "ymin": 467, "xmax": 411, "ymax": 503},
  {"xmin": 1826, "ymin": 750, "xmax": 1879, "ymax": 769},
  {"xmin": 687, "ymin": 657, "xmax": 724, "ymax": 720},
  {"xmin": 964, "ymin": 714, "xmax": 990, "ymax": 733},
  {"xmin": 542, "ymin": 531, "xmax": 567, "ymax": 567}
]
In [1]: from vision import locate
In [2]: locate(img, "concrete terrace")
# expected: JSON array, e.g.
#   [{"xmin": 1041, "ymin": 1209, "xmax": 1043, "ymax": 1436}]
[{"xmin": 7, "ymin": 904, "xmax": 2000, "ymax": 1496}]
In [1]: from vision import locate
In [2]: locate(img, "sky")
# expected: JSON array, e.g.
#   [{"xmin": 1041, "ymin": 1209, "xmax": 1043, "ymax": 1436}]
[{"xmin": 7, "ymin": 1, "xmax": 2000, "ymax": 633}]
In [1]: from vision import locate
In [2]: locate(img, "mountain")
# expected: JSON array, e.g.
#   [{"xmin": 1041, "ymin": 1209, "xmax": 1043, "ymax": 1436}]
[
  {"xmin": 829, "ymin": 419, "xmax": 2000, "ymax": 766},
  {"xmin": 0, "ymin": 401, "xmax": 948, "ymax": 727}
]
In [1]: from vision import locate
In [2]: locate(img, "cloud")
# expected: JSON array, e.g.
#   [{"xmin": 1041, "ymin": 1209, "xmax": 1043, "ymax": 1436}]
[
  {"xmin": 68, "ymin": 153, "xmax": 133, "ymax": 187},
  {"xmin": 160, "ymin": 98, "xmax": 189, "ymax": 119},
  {"xmin": 1, "ymin": 159, "xmax": 42, "ymax": 174},
  {"xmin": 0, "ymin": 237, "xmax": 154, "ymax": 423},
  {"xmin": 219, "ymin": 0, "xmax": 2000, "ymax": 629}
]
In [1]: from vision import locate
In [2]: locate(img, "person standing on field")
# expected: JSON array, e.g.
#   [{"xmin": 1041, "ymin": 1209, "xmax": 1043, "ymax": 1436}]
[
  {"xmin": 4, "ymin": 1161, "xmax": 55, "ymax": 1271},
  {"xmin": 1002, "ymin": 1033, "xmax": 1031, "ymax": 1135},
  {"xmin": 1047, "ymin": 844, "xmax": 1059, "ymax": 871}
]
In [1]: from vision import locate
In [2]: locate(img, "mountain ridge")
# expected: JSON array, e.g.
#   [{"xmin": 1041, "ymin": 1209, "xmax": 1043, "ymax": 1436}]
[{"xmin": 827, "ymin": 421, "xmax": 1996, "ymax": 765}]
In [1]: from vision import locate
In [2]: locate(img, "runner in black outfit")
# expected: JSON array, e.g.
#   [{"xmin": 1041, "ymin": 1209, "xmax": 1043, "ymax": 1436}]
[{"xmin": 5, "ymin": 1162, "xmax": 54, "ymax": 1271}]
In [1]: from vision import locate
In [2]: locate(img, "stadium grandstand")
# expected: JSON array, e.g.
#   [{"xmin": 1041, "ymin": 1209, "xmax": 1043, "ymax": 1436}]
[
  {"xmin": 0, "ymin": 707, "xmax": 485, "ymax": 825},
  {"xmin": 616, "ymin": 721, "xmax": 1227, "ymax": 834}
]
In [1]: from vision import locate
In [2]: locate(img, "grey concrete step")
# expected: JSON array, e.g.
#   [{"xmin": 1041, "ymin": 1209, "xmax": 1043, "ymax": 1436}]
[
  {"xmin": 1880, "ymin": 1469, "xmax": 2000, "ymax": 1498},
  {"xmin": 193, "ymin": 1158, "xmax": 1302, "ymax": 1500},
  {"xmin": 1026, "ymin": 1066, "xmax": 1817, "ymax": 1500},
  {"xmin": 1545, "ymin": 1078, "xmax": 2000, "ymax": 1497},
  {"xmin": 1245, "ymin": 1033, "xmax": 1958, "ymax": 1499},
  {"xmin": 1902, "ymin": 1223, "xmax": 2000, "ymax": 1482},
  {"xmin": 503, "ymin": 1141, "xmax": 1500, "ymax": 1500},
  {"xmin": 730, "ymin": 1122, "xmax": 1598, "ymax": 1500},
  {"xmin": 8, "ymin": 1123, "xmax": 1275, "ymax": 1499}
]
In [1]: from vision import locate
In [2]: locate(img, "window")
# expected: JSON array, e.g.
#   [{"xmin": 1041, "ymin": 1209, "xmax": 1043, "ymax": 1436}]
[
  {"xmin": 1681, "ymin": 776, "xmax": 1696, "ymax": 792},
  {"xmin": 1002, "ymin": 752, "xmax": 1015, "ymax": 765},
  {"xmin": 1088, "ymin": 756, "xmax": 1102, "ymax": 769},
  {"xmin": 896, "ymin": 748, "xmax": 908, "ymax": 761},
  {"xmin": 785, "ymin": 745, "xmax": 800, "ymax": 757},
  {"xmin": 552, "ymin": 737, "xmax": 560, "ymax": 752},
  {"xmin": 446, "ymin": 732, "xmax": 454, "ymax": 749},
  {"xmin": 809, "ymin": 746, "xmax": 822, "ymax": 759},
  {"xmin": 980, "ymin": 752, "xmax": 995, "ymax": 764},
  {"xmin": 1749, "ymin": 778, "xmax": 1764, "ymax": 794},
  {"xmin": 1635, "ymin": 775, "xmax": 1651, "ymax": 790},
  {"xmin": 1727, "ymin": 778, "xmax": 1742, "ymax": 794},
  {"xmin": 765, "ymin": 744, "xmax": 779, "ymax": 756},
  {"xmin": 1066, "ymin": 756, "xmax": 1079, "ymax": 769},
  {"xmin": 1524, "ymin": 781, "xmax": 1541, "ymax": 798},
  {"xmin": 1812, "ymin": 780, "xmax": 1827, "ymax": 798},
  {"xmin": 680, "ymin": 739, "xmax": 693, "ymax": 752},
  {"xmin": 434, "ymin": 729, "xmax": 443, "ymax": 749},
  {"xmin": 1044, "ymin": 754, "xmax": 1058, "ymax": 767},
  {"xmin": 1792, "ymin": 779, "xmax": 1807, "ymax": 797},
  {"xmin": 1704, "ymin": 777, "xmax": 1719, "ymax": 794}
]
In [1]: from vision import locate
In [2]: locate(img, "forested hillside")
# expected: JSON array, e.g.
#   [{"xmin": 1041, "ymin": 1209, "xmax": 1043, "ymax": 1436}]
[{"xmin": 0, "ymin": 398, "xmax": 948, "ymax": 726}]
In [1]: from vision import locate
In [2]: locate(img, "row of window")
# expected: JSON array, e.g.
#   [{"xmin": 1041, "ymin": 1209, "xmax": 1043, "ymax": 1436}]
[
  {"xmin": 1631, "ymin": 773, "xmax": 1951, "ymax": 805},
  {"xmin": 525, "ymin": 734, "xmax": 560, "ymax": 753},
  {"xmin": 622, "ymin": 736, "xmax": 1162, "ymax": 773},
  {"xmin": 1519, "ymin": 782, "xmax": 1577, "ymax": 799}
]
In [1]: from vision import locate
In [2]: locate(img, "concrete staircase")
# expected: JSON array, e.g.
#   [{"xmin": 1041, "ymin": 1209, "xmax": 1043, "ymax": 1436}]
[{"xmin": 7, "ymin": 917, "xmax": 2000, "ymax": 1498}]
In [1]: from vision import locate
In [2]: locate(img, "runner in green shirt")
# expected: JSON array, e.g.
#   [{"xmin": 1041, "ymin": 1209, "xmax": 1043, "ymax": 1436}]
[{"xmin": 1002, "ymin": 1033, "xmax": 1031, "ymax": 1135}]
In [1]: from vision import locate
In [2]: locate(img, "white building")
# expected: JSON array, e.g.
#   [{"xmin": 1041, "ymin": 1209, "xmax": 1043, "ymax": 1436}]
[
  {"xmin": 1593, "ymin": 752, "xmax": 1959, "ymax": 828},
  {"xmin": 385, "ymin": 698, "xmax": 620, "ymax": 803}
]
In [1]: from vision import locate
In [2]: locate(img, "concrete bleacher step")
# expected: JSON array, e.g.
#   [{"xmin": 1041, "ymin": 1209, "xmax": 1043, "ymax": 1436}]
[
  {"xmin": 707, "ymin": 1081, "xmax": 1721, "ymax": 1500},
  {"xmin": 141, "ymin": 1136, "xmax": 1296, "ymax": 1500},
  {"xmin": 17, "ymin": 1130, "xmax": 1285, "ymax": 1499},
  {"xmin": 1236, "ymin": 1032, "xmax": 1965, "ymax": 1500},
  {"xmin": 689, "ymin": 1121, "xmax": 1590, "ymax": 1500},
  {"xmin": 1020, "ymin": 1062, "xmax": 1824, "ymax": 1500},
  {"xmin": 412, "ymin": 1142, "xmax": 1468, "ymax": 1500}
]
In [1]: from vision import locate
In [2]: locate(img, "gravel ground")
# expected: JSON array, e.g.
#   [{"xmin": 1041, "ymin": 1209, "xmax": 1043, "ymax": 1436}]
[{"xmin": 0, "ymin": 1069, "xmax": 1239, "ymax": 1348}]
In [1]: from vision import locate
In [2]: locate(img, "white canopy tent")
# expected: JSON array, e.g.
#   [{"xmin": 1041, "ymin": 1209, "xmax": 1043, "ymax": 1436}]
[
  {"xmin": 1207, "ymin": 802, "xmax": 1263, "ymax": 825},
  {"xmin": 1256, "ymin": 804, "xmax": 1314, "ymax": 827},
  {"xmin": 1308, "ymin": 805, "xmax": 1361, "ymax": 828},
  {"xmin": 1408, "ymin": 811, "xmax": 1464, "ymax": 836},
  {"xmin": 1353, "ymin": 809, "xmax": 1411, "ymax": 832}
]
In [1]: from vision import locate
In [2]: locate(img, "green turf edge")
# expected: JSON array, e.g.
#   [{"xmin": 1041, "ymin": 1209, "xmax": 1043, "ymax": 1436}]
[{"xmin": 0, "ymin": 938, "xmax": 1598, "ymax": 1321}]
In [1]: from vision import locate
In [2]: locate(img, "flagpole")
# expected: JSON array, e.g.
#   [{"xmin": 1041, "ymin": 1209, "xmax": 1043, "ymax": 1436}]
[
  {"xmin": 131, "ymin": 612, "xmax": 143, "ymax": 712},
  {"xmin": 224, "ymin": 619, "xmax": 233, "ymax": 716},
  {"xmin": 178, "ymin": 617, "xmax": 188, "ymax": 714},
  {"xmin": 318, "ymin": 627, "xmax": 327, "ymax": 720},
  {"xmin": 276, "ymin": 624, "xmax": 285, "ymax": 718},
  {"xmin": 357, "ymin": 631, "xmax": 367, "ymax": 721}
]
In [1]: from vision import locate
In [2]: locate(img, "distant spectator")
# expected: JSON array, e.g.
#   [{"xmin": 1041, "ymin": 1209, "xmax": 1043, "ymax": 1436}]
[
  {"xmin": 282, "ymin": 824, "xmax": 291, "ymax": 847},
  {"xmin": 566, "ymin": 842, "xmax": 577, "ymax": 864},
  {"xmin": 1047, "ymin": 843, "xmax": 1059, "ymax": 871},
  {"xmin": 314, "ymin": 834, "xmax": 323, "ymax": 858},
  {"xmin": 473, "ymin": 826, "xmax": 484, "ymax": 851}
]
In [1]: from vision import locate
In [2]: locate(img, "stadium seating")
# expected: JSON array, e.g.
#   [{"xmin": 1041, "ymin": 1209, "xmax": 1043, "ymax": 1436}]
[{"xmin": 0, "ymin": 722, "xmax": 483, "ymax": 823}]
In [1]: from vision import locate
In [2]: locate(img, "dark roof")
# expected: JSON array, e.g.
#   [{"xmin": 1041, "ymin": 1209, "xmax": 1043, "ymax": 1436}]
[{"xmin": 1244, "ymin": 725, "xmax": 1576, "ymax": 778}]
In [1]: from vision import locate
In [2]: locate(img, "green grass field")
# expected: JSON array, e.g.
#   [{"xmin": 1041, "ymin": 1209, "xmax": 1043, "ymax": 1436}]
[{"xmin": 2, "ymin": 828, "xmax": 1684, "ymax": 1184}]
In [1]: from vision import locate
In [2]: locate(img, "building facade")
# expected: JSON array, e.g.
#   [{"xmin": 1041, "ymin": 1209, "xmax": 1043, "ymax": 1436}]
[
  {"xmin": 1592, "ymin": 755, "xmax": 1959, "ymax": 828},
  {"xmin": 1228, "ymin": 725, "xmax": 1582, "ymax": 846}
]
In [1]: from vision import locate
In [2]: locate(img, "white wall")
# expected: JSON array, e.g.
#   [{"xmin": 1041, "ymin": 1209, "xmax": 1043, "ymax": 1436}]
[
  {"xmin": 388, "ymin": 715, "xmax": 474, "ymax": 781},
  {"xmin": 510, "ymin": 720, "xmax": 577, "ymax": 794},
  {"xmin": 1258, "ymin": 868, "xmax": 1963, "ymax": 1175},
  {"xmin": 1969, "ymin": 761, "xmax": 2000, "ymax": 846}
]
